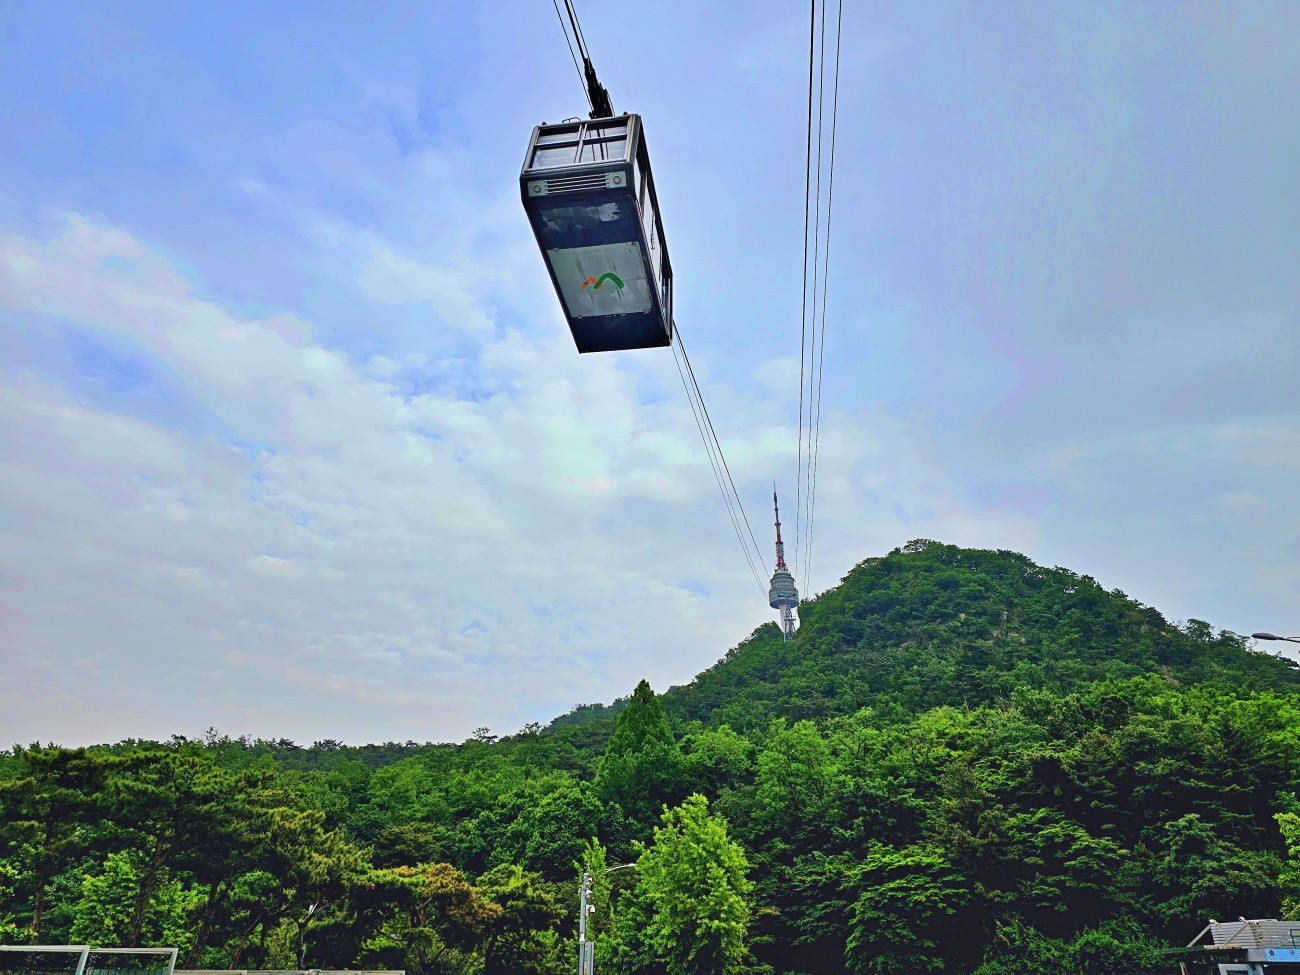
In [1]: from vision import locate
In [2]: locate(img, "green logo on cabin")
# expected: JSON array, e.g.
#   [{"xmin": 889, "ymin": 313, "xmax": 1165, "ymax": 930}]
[{"xmin": 581, "ymin": 273, "xmax": 624, "ymax": 291}]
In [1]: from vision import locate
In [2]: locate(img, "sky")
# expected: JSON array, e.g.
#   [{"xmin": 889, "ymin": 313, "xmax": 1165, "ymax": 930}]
[{"xmin": 1, "ymin": 1, "xmax": 1297, "ymax": 747}]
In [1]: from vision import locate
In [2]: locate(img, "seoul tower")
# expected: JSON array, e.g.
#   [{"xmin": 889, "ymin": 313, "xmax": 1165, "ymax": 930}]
[{"xmin": 768, "ymin": 487, "xmax": 800, "ymax": 640}]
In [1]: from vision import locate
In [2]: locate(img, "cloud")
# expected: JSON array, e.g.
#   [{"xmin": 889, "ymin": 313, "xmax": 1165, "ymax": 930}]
[
  {"xmin": 752, "ymin": 356, "xmax": 801, "ymax": 397},
  {"xmin": 0, "ymin": 215, "xmax": 1031, "ymax": 745},
  {"xmin": 1213, "ymin": 424, "xmax": 1300, "ymax": 471},
  {"xmin": 357, "ymin": 242, "xmax": 502, "ymax": 331},
  {"xmin": 1219, "ymin": 491, "xmax": 1265, "ymax": 511},
  {"xmin": 5, "ymin": 0, "xmax": 1295, "ymax": 745}
]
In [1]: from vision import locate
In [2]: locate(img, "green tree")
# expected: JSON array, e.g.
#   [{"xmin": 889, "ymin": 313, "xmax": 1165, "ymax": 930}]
[
  {"xmin": 478, "ymin": 864, "xmax": 566, "ymax": 975},
  {"xmin": 595, "ymin": 680, "xmax": 685, "ymax": 827},
  {"xmin": 70, "ymin": 850, "xmax": 201, "ymax": 952},
  {"xmin": 1278, "ymin": 812, "xmax": 1300, "ymax": 916},
  {"xmin": 751, "ymin": 719, "xmax": 842, "ymax": 847},
  {"xmin": 683, "ymin": 725, "xmax": 755, "ymax": 796},
  {"xmin": 635, "ymin": 795, "xmax": 751, "ymax": 975},
  {"xmin": 252, "ymin": 808, "xmax": 368, "ymax": 968},
  {"xmin": 105, "ymin": 748, "xmax": 239, "ymax": 947},
  {"xmin": 184, "ymin": 770, "xmax": 305, "ymax": 966},
  {"xmin": 0, "ymin": 746, "xmax": 109, "ymax": 940},
  {"xmin": 357, "ymin": 862, "xmax": 500, "ymax": 975},
  {"xmin": 846, "ymin": 843, "xmax": 971, "ymax": 975},
  {"xmin": 0, "ymin": 859, "xmax": 25, "ymax": 941}
]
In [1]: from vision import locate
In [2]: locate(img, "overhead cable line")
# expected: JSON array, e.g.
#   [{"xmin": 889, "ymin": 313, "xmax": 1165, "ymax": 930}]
[
  {"xmin": 551, "ymin": 0, "xmax": 593, "ymax": 112},
  {"xmin": 562, "ymin": 0, "xmax": 591, "ymax": 60},
  {"xmin": 676, "ymin": 331, "xmax": 769, "ymax": 573},
  {"xmin": 559, "ymin": 0, "xmax": 613, "ymax": 116},
  {"xmin": 803, "ymin": 0, "xmax": 843, "ymax": 593},
  {"xmin": 672, "ymin": 335, "xmax": 768, "ymax": 595},
  {"xmin": 793, "ymin": 0, "xmax": 844, "ymax": 598},
  {"xmin": 793, "ymin": 0, "xmax": 820, "ymax": 589},
  {"xmin": 801, "ymin": 0, "xmax": 830, "ymax": 589}
]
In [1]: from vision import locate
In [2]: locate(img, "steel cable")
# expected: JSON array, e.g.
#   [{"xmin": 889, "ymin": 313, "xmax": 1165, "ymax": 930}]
[
  {"xmin": 672, "ymin": 334, "xmax": 768, "ymax": 595},
  {"xmin": 803, "ymin": 0, "xmax": 843, "ymax": 594},
  {"xmin": 793, "ymin": 0, "xmax": 820, "ymax": 586},
  {"xmin": 551, "ymin": 0, "xmax": 592, "ymax": 112}
]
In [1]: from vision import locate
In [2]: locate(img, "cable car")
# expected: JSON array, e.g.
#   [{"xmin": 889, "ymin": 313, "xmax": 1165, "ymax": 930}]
[{"xmin": 520, "ymin": 114, "xmax": 673, "ymax": 353}]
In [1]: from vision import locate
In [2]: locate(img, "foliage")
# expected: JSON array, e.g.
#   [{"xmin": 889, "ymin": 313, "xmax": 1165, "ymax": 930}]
[
  {"xmin": 662, "ymin": 542, "xmax": 1300, "ymax": 732},
  {"xmin": 476, "ymin": 865, "xmax": 565, "ymax": 975},
  {"xmin": 633, "ymin": 795, "xmax": 751, "ymax": 975},
  {"xmin": 595, "ymin": 679, "xmax": 686, "ymax": 830},
  {"xmin": 1277, "ymin": 812, "xmax": 1300, "ymax": 916},
  {"xmin": 71, "ymin": 850, "xmax": 201, "ymax": 952}
]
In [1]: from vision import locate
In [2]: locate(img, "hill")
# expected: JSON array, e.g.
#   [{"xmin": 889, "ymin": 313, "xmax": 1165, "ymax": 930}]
[{"xmin": 661, "ymin": 539, "xmax": 1300, "ymax": 731}]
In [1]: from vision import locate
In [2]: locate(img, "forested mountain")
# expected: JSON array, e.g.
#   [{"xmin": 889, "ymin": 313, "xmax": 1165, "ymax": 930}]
[
  {"xmin": 664, "ymin": 539, "xmax": 1300, "ymax": 729},
  {"xmin": 4, "ymin": 541, "xmax": 1300, "ymax": 975}
]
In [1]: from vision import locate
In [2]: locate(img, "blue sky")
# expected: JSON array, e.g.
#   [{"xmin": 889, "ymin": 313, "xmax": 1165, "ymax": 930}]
[{"xmin": 1, "ymin": 1, "xmax": 1297, "ymax": 745}]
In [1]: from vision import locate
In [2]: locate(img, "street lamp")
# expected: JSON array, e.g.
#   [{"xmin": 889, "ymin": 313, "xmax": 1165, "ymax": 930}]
[
  {"xmin": 578, "ymin": 863, "xmax": 636, "ymax": 975},
  {"xmin": 1252, "ymin": 632, "xmax": 1300, "ymax": 645}
]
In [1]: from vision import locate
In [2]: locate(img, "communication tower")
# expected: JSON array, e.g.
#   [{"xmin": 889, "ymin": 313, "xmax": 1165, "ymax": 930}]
[{"xmin": 768, "ymin": 488, "xmax": 799, "ymax": 640}]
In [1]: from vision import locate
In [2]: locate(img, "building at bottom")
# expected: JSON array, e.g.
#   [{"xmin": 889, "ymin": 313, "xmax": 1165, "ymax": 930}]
[{"xmin": 1174, "ymin": 919, "xmax": 1300, "ymax": 975}]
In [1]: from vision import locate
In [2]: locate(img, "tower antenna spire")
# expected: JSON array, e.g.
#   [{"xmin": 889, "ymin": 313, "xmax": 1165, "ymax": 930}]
[{"xmin": 768, "ymin": 485, "xmax": 800, "ymax": 640}]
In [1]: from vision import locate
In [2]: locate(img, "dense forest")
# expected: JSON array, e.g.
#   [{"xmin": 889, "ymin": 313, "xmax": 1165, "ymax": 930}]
[{"xmin": 5, "ymin": 540, "xmax": 1300, "ymax": 975}]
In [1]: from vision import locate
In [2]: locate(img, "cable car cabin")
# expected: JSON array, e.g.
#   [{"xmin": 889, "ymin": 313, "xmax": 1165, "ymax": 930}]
[{"xmin": 520, "ymin": 115, "xmax": 673, "ymax": 353}]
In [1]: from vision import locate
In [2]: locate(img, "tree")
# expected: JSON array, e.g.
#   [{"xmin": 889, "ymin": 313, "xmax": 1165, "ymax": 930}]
[
  {"xmin": 357, "ymin": 862, "xmax": 500, "ymax": 975},
  {"xmin": 752, "ymin": 719, "xmax": 838, "ymax": 841},
  {"xmin": 846, "ymin": 843, "xmax": 971, "ymax": 975},
  {"xmin": 0, "ymin": 859, "xmax": 25, "ymax": 941},
  {"xmin": 183, "ymin": 767, "xmax": 304, "ymax": 966},
  {"xmin": 71, "ymin": 850, "xmax": 201, "ymax": 952},
  {"xmin": 683, "ymin": 725, "xmax": 754, "ymax": 796},
  {"xmin": 595, "ymin": 680, "xmax": 685, "ymax": 827},
  {"xmin": 0, "ymin": 746, "xmax": 109, "ymax": 939},
  {"xmin": 634, "ymin": 795, "xmax": 751, "ymax": 975},
  {"xmin": 253, "ymin": 808, "xmax": 368, "ymax": 968},
  {"xmin": 503, "ymin": 778, "xmax": 609, "ymax": 881},
  {"xmin": 477, "ymin": 865, "xmax": 566, "ymax": 975},
  {"xmin": 104, "ymin": 748, "xmax": 236, "ymax": 947},
  {"xmin": 1278, "ymin": 812, "xmax": 1300, "ymax": 916}
]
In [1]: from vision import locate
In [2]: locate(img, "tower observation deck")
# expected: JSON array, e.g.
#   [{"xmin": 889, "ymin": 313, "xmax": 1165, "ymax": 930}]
[{"xmin": 768, "ymin": 489, "xmax": 799, "ymax": 640}]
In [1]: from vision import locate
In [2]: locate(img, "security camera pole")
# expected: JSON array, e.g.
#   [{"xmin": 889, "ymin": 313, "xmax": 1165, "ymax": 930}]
[{"xmin": 577, "ymin": 863, "xmax": 636, "ymax": 975}]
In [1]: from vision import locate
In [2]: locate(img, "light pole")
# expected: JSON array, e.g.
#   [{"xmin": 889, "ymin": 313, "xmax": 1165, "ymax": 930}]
[
  {"xmin": 578, "ymin": 863, "xmax": 636, "ymax": 975},
  {"xmin": 1252, "ymin": 632, "xmax": 1300, "ymax": 646},
  {"xmin": 577, "ymin": 873, "xmax": 593, "ymax": 975}
]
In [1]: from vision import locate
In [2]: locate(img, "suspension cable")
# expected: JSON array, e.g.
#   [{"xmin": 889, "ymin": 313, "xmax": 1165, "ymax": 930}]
[
  {"xmin": 676, "ymin": 330, "xmax": 768, "ymax": 572},
  {"xmin": 803, "ymin": 0, "xmax": 843, "ymax": 594},
  {"xmin": 551, "ymin": 0, "xmax": 592, "ymax": 112},
  {"xmin": 563, "ymin": 0, "xmax": 591, "ymax": 61},
  {"xmin": 793, "ymin": 0, "xmax": 819, "ymax": 585},
  {"xmin": 801, "ymin": 0, "xmax": 829, "ymax": 587},
  {"xmin": 671, "ymin": 333, "xmax": 767, "ymax": 595}
]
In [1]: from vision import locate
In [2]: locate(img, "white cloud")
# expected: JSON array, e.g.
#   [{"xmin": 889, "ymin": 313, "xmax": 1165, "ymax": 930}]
[
  {"xmin": 752, "ymin": 356, "xmax": 801, "ymax": 397},
  {"xmin": 1213, "ymin": 424, "xmax": 1300, "ymax": 471},
  {"xmin": 357, "ymin": 241, "xmax": 501, "ymax": 331},
  {"xmin": 1219, "ymin": 491, "xmax": 1266, "ymax": 510},
  {"xmin": 0, "ymin": 215, "xmax": 1033, "ymax": 745}
]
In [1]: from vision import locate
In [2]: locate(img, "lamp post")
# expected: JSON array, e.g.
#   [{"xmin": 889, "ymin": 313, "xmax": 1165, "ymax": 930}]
[
  {"xmin": 577, "ymin": 873, "xmax": 593, "ymax": 975},
  {"xmin": 1252, "ymin": 632, "xmax": 1300, "ymax": 646},
  {"xmin": 578, "ymin": 863, "xmax": 636, "ymax": 975}
]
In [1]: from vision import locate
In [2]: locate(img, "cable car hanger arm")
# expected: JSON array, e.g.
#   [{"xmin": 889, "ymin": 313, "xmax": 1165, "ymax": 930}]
[
  {"xmin": 558, "ymin": 0, "xmax": 614, "ymax": 118},
  {"xmin": 585, "ymin": 57, "xmax": 613, "ymax": 118}
]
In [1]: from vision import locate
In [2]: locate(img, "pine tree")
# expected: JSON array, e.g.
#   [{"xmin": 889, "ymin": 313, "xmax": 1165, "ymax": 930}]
[{"xmin": 594, "ymin": 680, "xmax": 685, "ymax": 826}]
